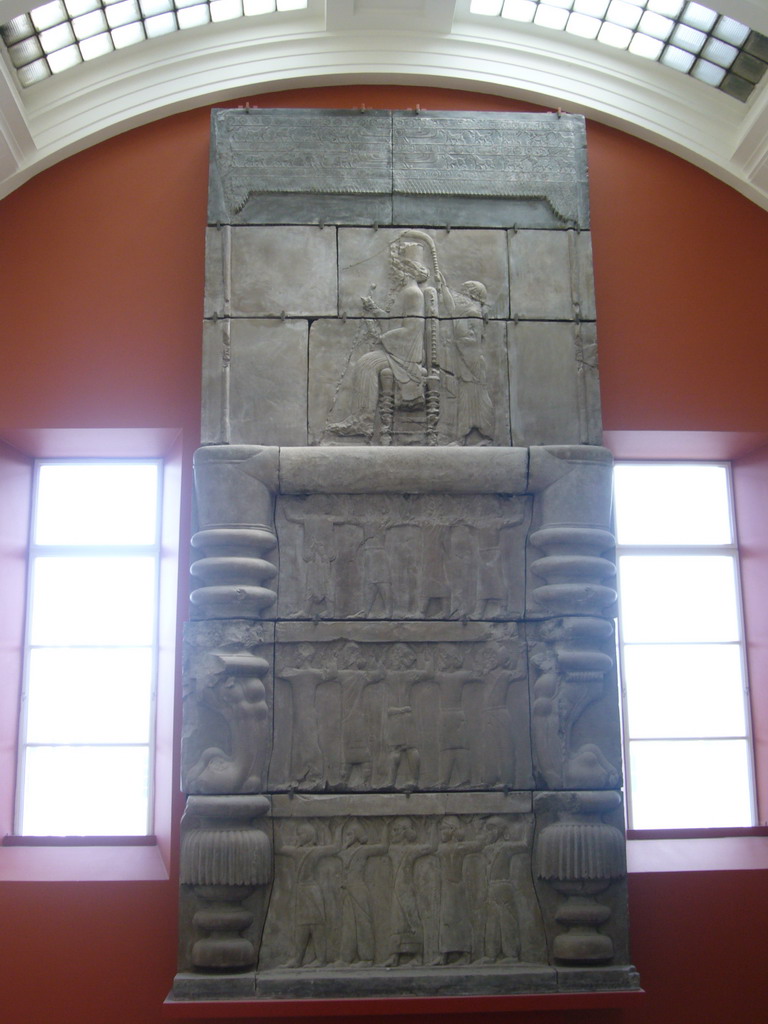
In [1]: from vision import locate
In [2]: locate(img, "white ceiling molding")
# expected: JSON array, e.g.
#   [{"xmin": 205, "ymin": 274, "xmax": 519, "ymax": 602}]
[{"xmin": 0, "ymin": 0, "xmax": 766, "ymax": 208}]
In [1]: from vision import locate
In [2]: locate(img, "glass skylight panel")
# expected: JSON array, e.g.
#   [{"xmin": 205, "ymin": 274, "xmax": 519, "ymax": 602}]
[
  {"xmin": 691, "ymin": 56, "xmax": 725, "ymax": 84},
  {"xmin": 144, "ymin": 11, "xmax": 176, "ymax": 33},
  {"xmin": 31, "ymin": 1, "xmax": 68, "ymax": 30},
  {"xmin": 713, "ymin": 15, "xmax": 748, "ymax": 46},
  {"xmin": 638, "ymin": 10, "xmax": 673, "ymax": 39},
  {"xmin": 536, "ymin": 4, "xmax": 570, "ymax": 30},
  {"xmin": 210, "ymin": 0, "xmax": 243, "ymax": 23},
  {"xmin": 566, "ymin": 11, "xmax": 601, "ymax": 37},
  {"xmin": 502, "ymin": 0, "xmax": 537, "ymax": 22},
  {"xmin": 681, "ymin": 1, "xmax": 715, "ymax": 31},
  {"xmin": 467, "ymin": 0, "xmax": 768, "ymax": 100},
  {"xmin": 80, "ymin": 29, "xmax": 113, "ymax": 55},
  {"xmin": 66, "ymin": 0, "xmax": 101, "ymax": 16},
  {"xmin": 599, "ymin": 20, "xmax": 632, "ymax": 46},
  {"xmin": 1, "ymin": 0, "xmax": 306, "ymax": 85},
  {"xmin": 606, "ymin": 1, "xmax": 643, "ymax": 29}
]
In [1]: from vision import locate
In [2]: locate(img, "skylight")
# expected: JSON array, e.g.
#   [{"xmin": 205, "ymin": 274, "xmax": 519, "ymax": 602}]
[
  {"xmin": 469, "ymin": 0, "xmax": 768, "ymax": 101},
  {"xmin": 0, "ymin": 0, "xmax": 307, "ymax": 86}
]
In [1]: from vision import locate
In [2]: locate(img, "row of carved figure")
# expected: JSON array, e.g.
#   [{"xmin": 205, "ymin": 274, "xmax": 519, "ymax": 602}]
[
  {"xmin": 278, "ymin": 493, "xmax": 526, "ymax": 619},
  {"xmin": 268, "ymin": 814, "xmax": 545, "ymax": 969},
  {"xmin": 183, "ymin": 626, "xmax": 620, "ymax": 796},
  {"xmin": 276, "ymin": 641, "xmax": 524, "ymax": 790}
]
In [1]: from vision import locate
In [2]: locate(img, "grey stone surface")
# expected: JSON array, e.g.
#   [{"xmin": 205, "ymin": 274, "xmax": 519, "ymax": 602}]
[
  {"xmin": 177, "ymin": 109, "xmax": 630, "ymax": 1002},
  {"xmin": 338, "ymin": 228, "xmax": 510, "ymax": 320},
  {"xmin": 508, "ymin": 320, "xmax": 602, "ymax": 446},
  {"xmin": 275, "ymin": 493, "xmax": 529, "ymax": 621},
  {"xmin": 279, "ymin": 445, "xmax": 528, "ymax": 494},
  {"xmin": 269, "ymin": 632, "xmax": 532, "ymax": 792},
  {"xmin": 259, "ymin": 800, "xmax": 543, "ymax": 971},
  {"xmin": 392, "ymin": 111, "xmax": 590, "ymax": 229},
  {"xmin": 227, "ymin": 319, "xmax": 309, "ymax": 446},
  {"xmin": 229, "ymin": 226, "xmax": 337, "ymax": 317}
]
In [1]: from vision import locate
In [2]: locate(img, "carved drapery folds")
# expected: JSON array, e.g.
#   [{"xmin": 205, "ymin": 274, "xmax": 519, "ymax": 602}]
[{"xmin": 172, "ymin": 109, "xmax": 637, "ymax": 1002}]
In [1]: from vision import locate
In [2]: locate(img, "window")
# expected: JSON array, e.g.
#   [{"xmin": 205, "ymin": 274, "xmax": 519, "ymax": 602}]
[
  {"xmin": 16, "ymin": 459, "xmax": 161, "ymax": 836},
  {"xmin": 614, "ymin": 462, "xmax": 756, "ymax": 830}
]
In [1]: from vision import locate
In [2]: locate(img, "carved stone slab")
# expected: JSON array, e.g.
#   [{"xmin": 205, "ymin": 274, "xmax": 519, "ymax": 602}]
[
  {"xmin": 392, "ymin": 111, "xmax": 590, "ymax": 229},
  {"xmin": 508, "ymin": 229, "xmax": 596, "ymax": 322},
  {"xmin": 208, "ymin": 109, "xmax": 589, "ymax": 229},
  {"xmin": 275, "ymin": 493, "xmax": 529, "ymax": 621},
  {"xmin": 268, "ymin": 623, "xmax": 531, "ymax": 793}
]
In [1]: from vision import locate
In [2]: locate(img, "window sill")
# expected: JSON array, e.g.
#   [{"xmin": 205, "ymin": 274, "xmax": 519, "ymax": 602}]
[
  {"xmin": 0, "ymin": 835, "xmax": 169, "ymax": 881},
  {"xmin": 627, "ymin": 829, "xmax": 768, "ymax": 873}
]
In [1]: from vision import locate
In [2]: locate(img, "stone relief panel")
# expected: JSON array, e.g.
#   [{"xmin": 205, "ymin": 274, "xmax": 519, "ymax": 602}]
[
  {"xmin": 203, "ymin": 318, "xmax": 309, "ymax": 447},
  {"xmin": 317, "ymin": 228, "xmax": 510, "ymax": 447},
  {"xmin": 269, "ymin": 623, "xmax": 532, "ymax": 794},
  {"xmin": 275, "ymin": 493, "xmax": 529, "ymax": 621},
  {"xmin": 508, "ymin": 320, "xmax": 601, "ymax": 447},
  {"xmin": 259, "ymin": 792, "xmax": 543, "ymax": 971},
  {"xmin": 227, "ymin": 226, "xmax": 338, "ymax": 318},
  {"xmin": 181, "ymin": 620, "xmax": 275, "ymax": 795},
  {"xmin": 508, "ymin": 229, "xmax": 596, "ymax": 322}
]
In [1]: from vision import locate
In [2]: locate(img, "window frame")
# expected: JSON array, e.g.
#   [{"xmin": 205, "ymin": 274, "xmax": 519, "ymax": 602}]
[
  {"xmin": 614, "ymin": 458, "xmax": 757, "ymax": 831},
  {"xmin": 0, "ymin": 428, "xmax": 186, "ymax": 881},
  {"xmin": 14, "ymin": 456, "xmax": 164, "ymax": 838}
]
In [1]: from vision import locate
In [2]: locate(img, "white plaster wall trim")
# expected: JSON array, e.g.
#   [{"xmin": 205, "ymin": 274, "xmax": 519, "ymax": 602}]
[{"xmin": 0, "ymin": 14, "xmax": 766, "ymax": 207}]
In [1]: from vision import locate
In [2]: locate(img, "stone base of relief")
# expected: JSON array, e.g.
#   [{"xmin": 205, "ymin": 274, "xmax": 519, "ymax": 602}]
[{"xmin": 172, "ymin": 110, "xmax": 638, "ymax": 1002}]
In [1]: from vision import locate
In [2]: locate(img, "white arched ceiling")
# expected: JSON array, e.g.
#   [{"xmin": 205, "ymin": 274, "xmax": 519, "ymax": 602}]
[{"xmin": 0, "ymin": 0, "xmax": 767, "ymax": 206}]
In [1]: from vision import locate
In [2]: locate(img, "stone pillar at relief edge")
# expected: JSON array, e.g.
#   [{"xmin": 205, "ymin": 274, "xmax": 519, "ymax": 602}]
[{"xmin": 190, "ymin": 446, "xmax": 279, "ymax": 621}]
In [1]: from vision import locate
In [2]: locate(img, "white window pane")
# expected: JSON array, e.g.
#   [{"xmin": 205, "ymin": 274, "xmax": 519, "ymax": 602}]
[
  {"xmin": 670, "ymin": 22, "xmax": 706, "ymax": 52},
  {"xmin": 21, "ymin": 746, "xmax": 149, "ymax": 835},
  {"xmin": 31, "ymin": 1, "xmax": 68, "ymax": 30},
  {"xmin": 628, "ymin": 32, "xmax": 664, "ymax": 58},
  {"xmin": 26, "ymin": 647, "xmax": 153, "ymax": 744},
  {"xmin": 211, "ymin": 0, "xmax": 243, "ymax": 21},
  {"xmin": 177, "ymin": 4, "xmax": 210, "ymax": 28},
  {"xmin": 702, "ymin": 37, "xmax": 738, "ymax": 69},
  {"xmin": 681, "ymin": 1, "xmax": 716, "ymax": 32},
  {"xmin": 647, "ymin": 0, "xmax": 682, "ymax": 15},
  {"xmin": 623, "ymin": 643, "xmax": 747, "ymax": 738},
  {"xmin": 618, "ymin": 554, "xmax": 740, "ymax": 643},
  {"xmin": 713, "ymin": 16, "xmax": 748, "ymax": 47},
  {"xmin": 46, "ymin": 43, "xmax": 81, "ymax": 70},
  {"xmin": 105, "ymin": 0, "xmax": 140, "ymax": 27},
  {"xmin": 629, "ymin": 739, "xmax": 753, "ymax": 828},
  {"xmin": 66, "ymin": 0, "xmax": 101, "ymax": 16},
  {"xmin": 276, "ymin": 0, "xmax": 307, "ymax": 9},
  {"xmin": 73, "ymin": 10, "xmax": 108, "ymax": 39},
  {"xmin": 144, "ymin": 11, "xmax": 177, "ymax": 34},
  {"xmin": 470, "ymin": 0, "xmax": 504, "ymax": 14},
  {"xmin": 35, "ymin": 462, "xmax": 158, "ymax": 545},
  {"xmin": 501, "ymin": 0, "xmax": 536, "ymax": 22},
  {"xmin": 605, "ymin": 0, "xmax": 642, "ymax": 30},
  {"xmin": 574, "ymin": 0, "xmax": 607, "ymax": 16},
  {"xmin": 691, "ymin": 58, "xmax": 725, "ymax": 86},
  {"xmin": 598, "ymin": 21, "xmax": 632, "ymax": 47},
  {"xmin": 111, "ymin": 20, "xmax": 145, "ymax": 45},
  {"xmin": 80, "ymin": 30, "xmax": 114, "ymax": 57},
  {"xmin": 40, "ymin": 21, "xmax": 75, "ymax": 50},
  {"xmin": 613, "ymin": 463, "xmax": 731, "ymax": 545},
  {"xmin": 638, "ymin": 10, "xmax": 673, "ymax": 40},
  {"xmin": 536, "ymin": 4, "xmax": 570, "ymax": 30},
  {"xmin": 566, "ymin": 11, "xmax": 601, "ymax": 37},
  {"xmin": 140, "ymin": 0, "xmax": 174, "ymax": 13},
  {"xmin": 30, "ymin": 556, "xmax": 156, "ymax": 646},
  {"xmin": 661, "ymin": 43, "xmax": 696, "ymax": 71}
]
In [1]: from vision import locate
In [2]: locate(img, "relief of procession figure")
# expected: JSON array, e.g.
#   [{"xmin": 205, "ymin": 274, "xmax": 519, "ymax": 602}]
[
  {"xmin": 324, "ymin": 231, "xmax": 496, "ymax": 446},
  {"xmin": 277, "ymin": 494, "xmax": 525, "ymax": 622},
  {"xmin": 274, "ymin": 638, "xmax": 527, "ymax": 793},
  {"xmin": 271, "ymin": 814, "xmax": 538, "ymax": 969}
]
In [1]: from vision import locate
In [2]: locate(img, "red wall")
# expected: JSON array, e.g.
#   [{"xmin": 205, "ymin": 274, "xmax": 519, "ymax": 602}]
[{"xmin": 1, "ymin": 84, "xmax": 768, "ymax": 1024}]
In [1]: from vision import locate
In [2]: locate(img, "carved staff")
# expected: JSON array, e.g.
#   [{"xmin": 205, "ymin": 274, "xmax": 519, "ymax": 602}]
[{"xmin": 399, "ymin": 230, "xmax": 442, "ymax": 445}]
